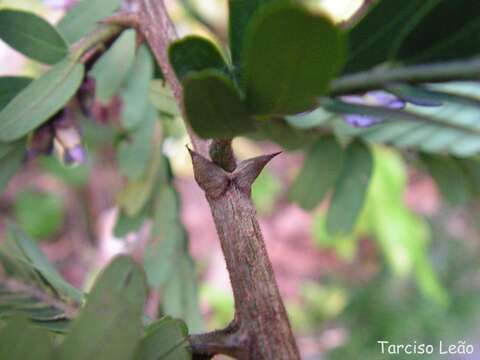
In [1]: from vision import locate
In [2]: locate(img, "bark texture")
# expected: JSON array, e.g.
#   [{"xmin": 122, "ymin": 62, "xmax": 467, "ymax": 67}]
[{"xmin": 132, "ymin": 1, "xmax": 300, "ymax": 358}]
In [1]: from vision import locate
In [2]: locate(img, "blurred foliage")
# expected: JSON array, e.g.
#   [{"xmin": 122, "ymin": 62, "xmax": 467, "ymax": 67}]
[{"xmin": 13, "ymin": 188, "xmax": 65, "ymax": 240}]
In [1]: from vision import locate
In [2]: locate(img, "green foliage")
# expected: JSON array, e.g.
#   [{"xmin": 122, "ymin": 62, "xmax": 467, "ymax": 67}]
[
  {"xmin": 134, "ymin": 317, "xmax": 191, "ymax": 360},
  {"xmin": 344, "ymin": 0, "xmax": 480, "ymax": 73},
  {"xmin": 315, "ymin": 81, "xmax": 480, "ymax": 157},
  {"xmin": 145, "ymin": 181, "xmax": 203, "ymax": 333},
  {"xmin": 242, "ymin": 2, "xmax": 345, "ymax": 116},
  {"xmin": 0, "ymin": 58, "xmax": 84, "ymax": 142},
  {"xmin": 228, "ymin": 0, "xmax": 273, "ymax": 70},
  {"xmin": 289, "ymin": 136, "xmax": 344, "ymax": 210},
  {"xmin": 169, "ymin": 35, "xmax": 229, "ymax": 80},
  {"xmin": 57, "ymin": 0, "xmax": 122, "ymax": 44},
  {"xmin": 0, "ymin": 316, "xmax": 54, "ymax": 360},
  {"xmin": 0, "ymin": 77, "xmax": 32, "ymax": 109},
  {"xmin": 91, "ymin": 29, "xmax": 136, "ymax": 104},
  {"xmin": 57, "ymin": 256, "xmax": 147, "ymax": 360},
  {"xmin": 121, "ymin": 45, "xmax": 155, "ymax": 130},
  {"xmin": 183, "ymin": 69, "xmax": 255, "ymax": 138},
  {"xmin": 326, "ymin": 141, "xmax": 373, "ymax": 236},
  {"xmin": 252, "ymin": 168, "xmax": 282, "ymax": 214},
  {"xmin": 13, "ymin": 189, "xmax": 65, "ymax": 240},
  {"xmin": 39, "ymin": 156, "xmax": 90, "ymax": 186},
  {"xmin": 0, "ymin": 139, "xmax": 25, "ymax": 195},
  {"xmin": 117, "ymin": 106, "xmax": 156, "ymax": 181},
  {"xmin": 420, "ymin": 154, "xmax": 472, "ymax": 205},
  {"xmin": 0, "ymin": 9, "xmax": 67, "ymax": 65}
]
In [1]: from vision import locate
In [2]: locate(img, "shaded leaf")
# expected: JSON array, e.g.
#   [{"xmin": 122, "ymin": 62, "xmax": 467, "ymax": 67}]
[
  {"xmin": 0, "ymin": 316, "xmax": 53, "ymax": 360},
  {"xmin": 162, "ymin": 255, "xmax": 203, "ymax": 333},
  {"xmin": 243, "ymin": 3, "xmax": 345, "ymax": 115},
  {"xmin": 117, "ymin": 105, "xmax": 156, "ymax": 180},
  {"xmin": 0, "ymin": 139, "xmax": 25, "ymax": 195},
  {"xmin": 91, "ymin": 29, "xmax": 136, "ymax": 103},
  {"xmin": 183, "ymin": 69, "xmax": 255, "ymax": 138},
  {"xmin": 121, "ymin": 45, "xmax": 154, "ymax": 129},
  {"xmin": 3, "ymin": 223, "xmax": 82, "ymax": 303},
  {"xmin": 169, "ymin": 35, "xmax": 229, "ymax": 80},
  {"xmin": 420, "ymin": 153, "xmax": 472, "ymax": 205},
  {"xmin": 289, "ymin": 136, "xmax": 344, "ymax": 210},
  {"xmin": 13, "ymin": 189, "xmax": 65, "ymax": 240},
  {"xmin": 0, "ymin": 77, "xmax": 32, "ymax": 109},
  {"xmin": 326, "ymin": 141, "xmax": 373, "ymax": 236},
  {"xmin": 58, "ymin": 0, "xmax": 123, "ymax": 44},
  {"xmin": 254, "ymin": 120, "xmax": 318, "ymax": 150},
  {"xmin": 0, "ymin": 9, "xmax": 67, "ymax": 64},
  {"xmin": 0, "ymin": 58, "xmax": 84, "ymax": 142},
  {"xmin": 228, "ymin": 0, "xmax": 273, "ymax": 70},
  {"xmin": 344, "ymin": 0, "xmax": 480, "ymax": 73},
  {"xmin": 134, "ymin": 317, "xmax": 190, "ymax": 360},
  {"xmin": 57, "ymin": 256, "xmax": 147, "ymax": 360}
]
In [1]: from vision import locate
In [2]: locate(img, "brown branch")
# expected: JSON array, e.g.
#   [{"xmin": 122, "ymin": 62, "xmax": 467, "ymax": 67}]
[
  {"xmin": 340, "ymin": 0, "xmax": 377, "ymax": 29},
  {"xmin": 132, "ymin": 1, "xmax": 300, "ymax": 358}
]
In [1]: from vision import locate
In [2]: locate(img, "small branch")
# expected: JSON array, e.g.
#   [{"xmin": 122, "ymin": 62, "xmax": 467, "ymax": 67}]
[
  {"xmin": 4, "ymin": 278, "xmax": 79, "ymax": 319},
  {"xmin": 135, "ymin": 0, "xmax": 208, "ymax": 156},
  {"xmin": 330, "ymin": 57, "xmax": 480, "ymax": 95},
  {"xmin": 70, "ymin": 24, "xmax": 122, "ymax": 62}
]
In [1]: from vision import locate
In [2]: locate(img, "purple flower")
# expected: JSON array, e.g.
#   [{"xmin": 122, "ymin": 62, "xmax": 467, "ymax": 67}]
[{"xmin": 340, "ymin": 90, "xmax": 441, "ymax": 128}]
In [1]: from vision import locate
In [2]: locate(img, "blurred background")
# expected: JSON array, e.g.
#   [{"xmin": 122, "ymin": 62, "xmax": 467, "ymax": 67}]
[{"xmin": 1, "ymin": 0, "xmax": 480, "ymax": 359}]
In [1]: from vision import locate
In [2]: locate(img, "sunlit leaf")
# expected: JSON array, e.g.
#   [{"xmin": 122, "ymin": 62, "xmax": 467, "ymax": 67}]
[{"xmin": 0, "ymin": 77, "xmax": 32, "ymax": 109}]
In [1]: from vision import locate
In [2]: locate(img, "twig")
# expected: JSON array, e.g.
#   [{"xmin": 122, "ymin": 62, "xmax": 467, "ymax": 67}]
[{"xmin": 330, "ymin": 57, "xmax": 480, "ymax": 95}]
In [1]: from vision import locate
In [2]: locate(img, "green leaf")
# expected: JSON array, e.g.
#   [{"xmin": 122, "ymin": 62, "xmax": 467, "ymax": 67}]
[
  {"xmin": 4, "ymin": 223, "xmax": 83, "ymax": 303},
  {"xmin": 0, "ymin": 58, "xmax": 84, "ymax": 142},
  {"xmin": 344, "ymin": 0, "xmax": 480, "ymax": 73},
  {"xmin": 183, "ymin": 69, "xmax": 255, "ymax": 139},
  {"xmin": 0, "ymin": 77, "xmax": 32, "ymax": 109},
  {"xmin": 162, "ymin": 255, "xmax": 203, "ymax": 333},
  {"xmin": 326, "ymin": 141, "xmax": 373, "ymax": 236},
  {"xmin": 396, "ymin": 0, "xmax": 480, "ymax": 63},
  {"xmin": 0, "ymin": 9, "xmax": 67, "ymax": 65},
  {"xmin": 114, "ymin": 209, "xmax": 149, "ymax": 238},
  {"xmin": 149, "ymin": 80, "xmax": 179, "ymax": 117},
  {"xmin": 169, "ymin": 35, "xmax": 229, "ymax": 80},
  {"xmin": 134, "ymin": 317, "xmax": 190, "ymax": 360},
  {"xmin": 321, "ymin": 85, "xmax": 480, "ymax": 157},
  {"xmin": 228, "ymin": 0, "xmax": 273, "ymax": 70},
  {"xmin": 91, "ymin": 29, "xmax": 136, "ymax": 103},
  {"xmin": 58, "ymin": 0, "xmax": 123, "ymax": 44},
  {"xmin": 420, "ymin": 154, "xmax": 472, "ymax": 205},
  {"xmin": 118, "ymin": 124, "xmax": 164, "ymax": 216},
  {"xmin": 243, "ymin": 3, "xmax": 345, "ymax": 116},
  {"xmin": 57, "ymin": 256, "xmax": 147, "ymax": 360},
  {"xmin": 0, "ymin": 316, "xmax": 53, "ymax": 360},
  {"xmin": 13, "ymin": 189, "xmax": 65, "ymax": 240},
  {"xmin": 145, "ymin": 182, "xmax": 203, "ymax": 332},
  {"xmin": 117, "ymin": 106, "xmax": 156, "ymax": 180},
  {"xmin": 289, "ymin": 136, "xmax": 344, "ymax": 210},
  {"xmin": 254, "ymin": 120, "xmax": 318, "ymax": 150},
  {"xmin": 121, "ymin": 45, "xmax": 154, "ymax": 129},
  {"xmin": 0, "ymin": 139, "xmax": 25, "ymax": 195}
]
